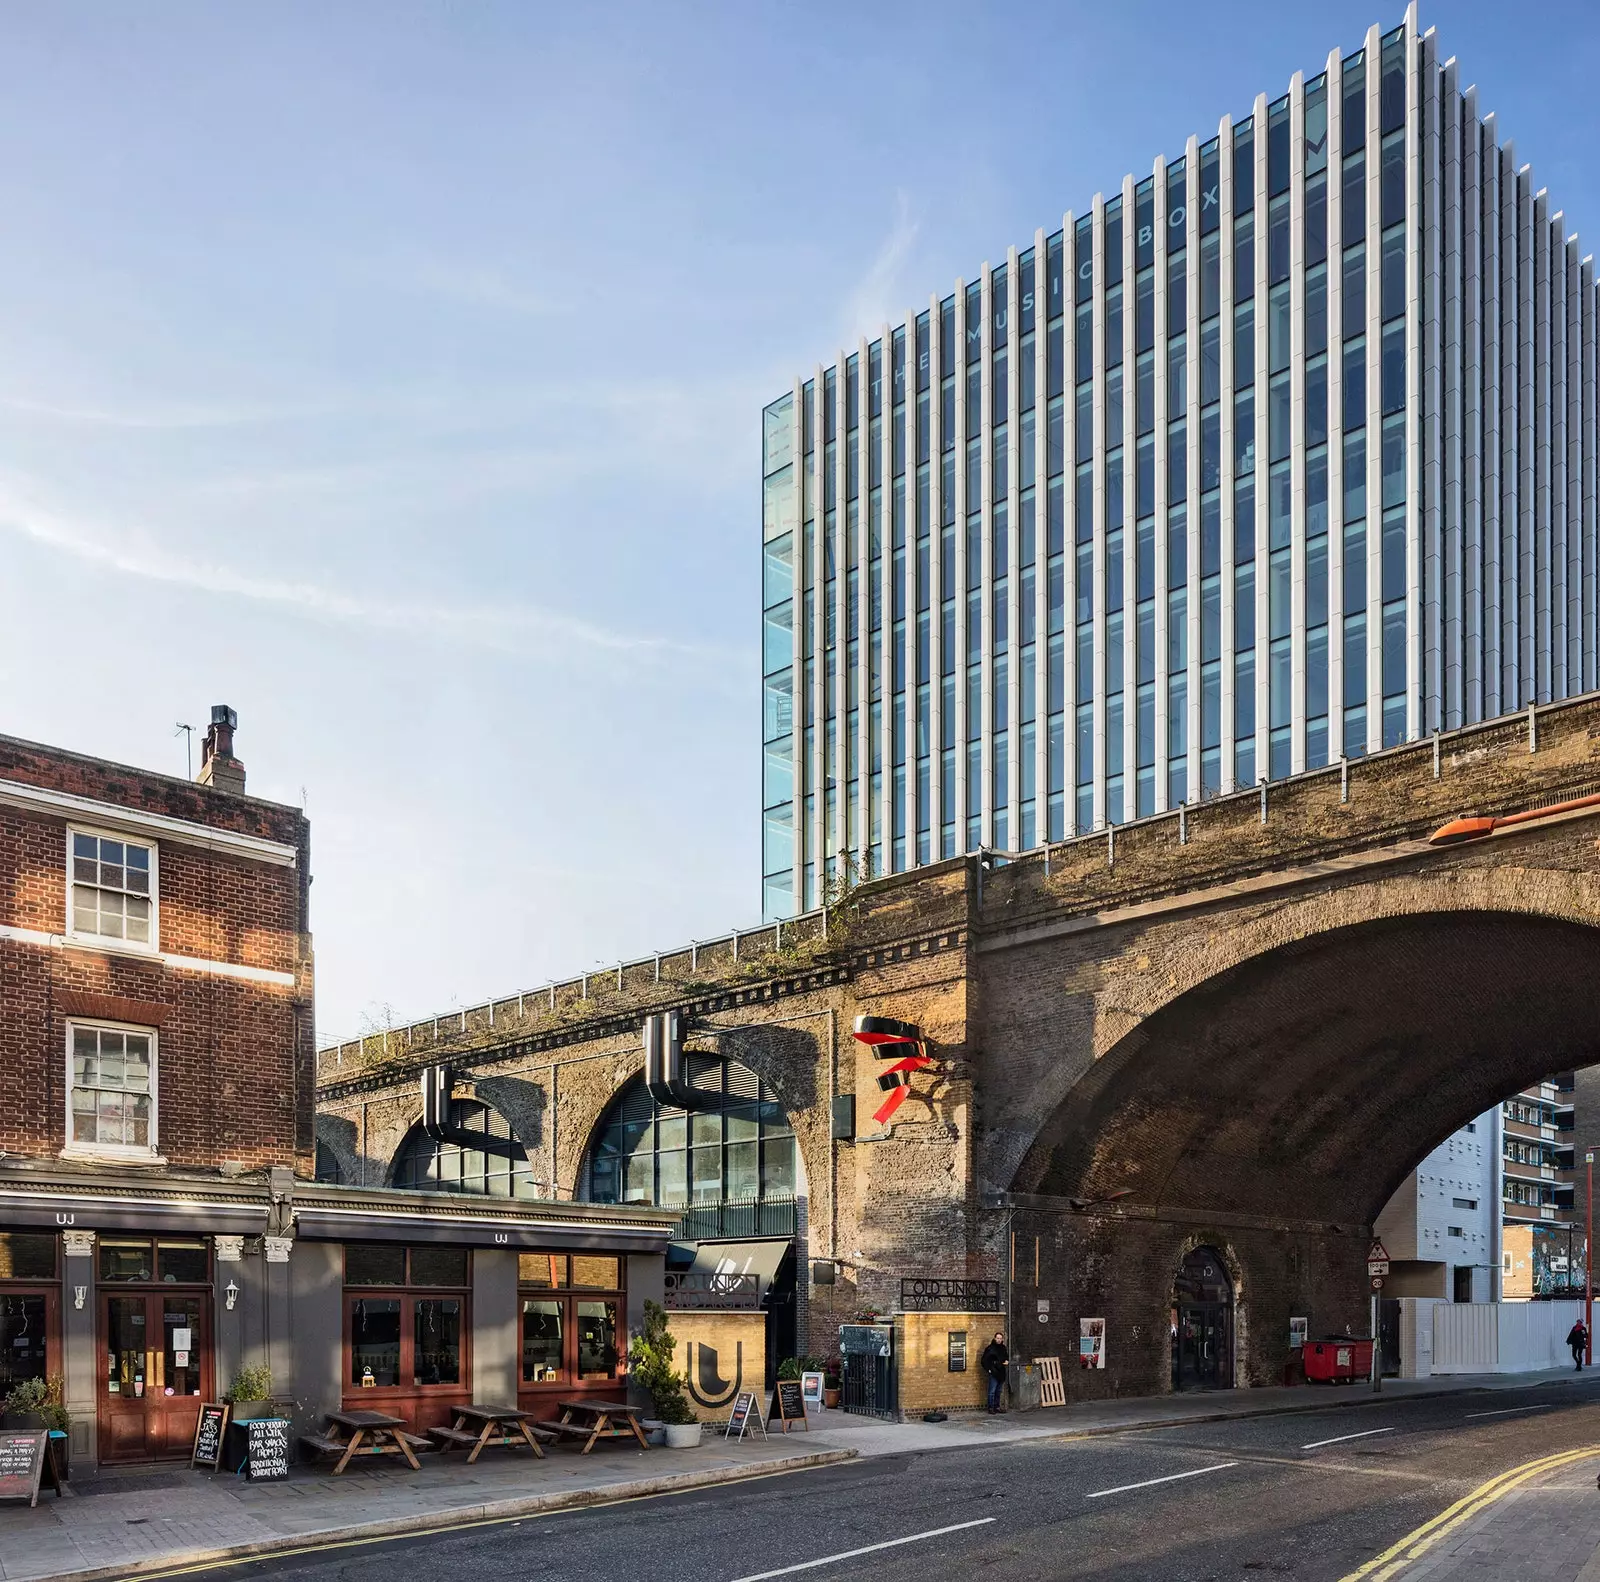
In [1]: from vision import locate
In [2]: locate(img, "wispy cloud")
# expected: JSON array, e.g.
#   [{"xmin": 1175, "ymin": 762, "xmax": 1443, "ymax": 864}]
[
  {"xmin": 0, "ymin": 477, "xmax": 751, "ymax": 673},
  {"xmin": 0, "ymin": 393, "xmax": 340, "ymax": 431},
  {"xmin": 842, "ymin": 189, "xmax": 921, "ymax": 345}
]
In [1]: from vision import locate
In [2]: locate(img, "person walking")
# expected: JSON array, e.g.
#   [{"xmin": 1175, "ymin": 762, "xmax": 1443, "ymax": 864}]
[
  {"xmin": 981, "ymin": 1330, "xmax": 1009, "ymax": 1413},
  {"xmin": 1568, "ymin": 1318, "xmax": 1589, "ymax": 1371}
]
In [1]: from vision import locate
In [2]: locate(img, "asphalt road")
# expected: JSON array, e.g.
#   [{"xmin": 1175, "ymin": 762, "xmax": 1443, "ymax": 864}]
[{"xmin": 187, "ymin": 1378, "xmax": 1600, "ymax": 1582}]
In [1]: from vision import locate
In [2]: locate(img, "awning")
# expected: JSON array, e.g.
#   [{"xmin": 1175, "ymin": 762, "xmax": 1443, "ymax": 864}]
[
  {"xmin": 686, "ymin": 1238, "xmax": 792, "ymax": 1298},
  {"xmin": 293, "ymin": 1204, "xmax": 672, "ymax": 1253}
]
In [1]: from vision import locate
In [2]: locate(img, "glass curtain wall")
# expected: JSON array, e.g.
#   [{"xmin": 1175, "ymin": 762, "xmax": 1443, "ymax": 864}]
[{"xmin": 764, "ymin": 11, "xmax": 1600, "ymax": 919}]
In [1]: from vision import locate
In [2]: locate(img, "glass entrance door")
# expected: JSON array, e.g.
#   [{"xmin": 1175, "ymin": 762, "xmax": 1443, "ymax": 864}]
[
  {"xmin": 1170, "ymin": 1246, "xmax": 1234, "ymax": 1391},
  {"xmin": 1173, "ymin": 1302, "xmax": 1229, "ymax": 1388},
  {"xmin": 100, "ymin": 1293, "xmax": 210, "ymax": 1462}
]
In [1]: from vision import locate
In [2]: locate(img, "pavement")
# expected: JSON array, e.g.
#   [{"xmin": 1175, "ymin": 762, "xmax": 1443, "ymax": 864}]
[{"xmin": 6, "ymin": 1367, "xmax": 1600, "ymax": 1582}]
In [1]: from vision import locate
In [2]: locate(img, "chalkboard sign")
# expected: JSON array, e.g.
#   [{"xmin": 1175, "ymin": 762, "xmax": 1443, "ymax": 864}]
[
  {"xmin": 768, "ymin": 1379, "xmax": 808, "ymax": 1433},
  {"xmin": 191, "ymin": 1403, "xmax": 230, "ymax": 1471},
  {"xmin": 243, "ymin": 1418, "xmax": 290, "ymax": 1481},
  {"xmin": 724, "ymin": 1390, "xmax": 763, "ymax": 1441},
  {"xmin": 0, "ymin": 1430, "xmax": 61, "ymax": 1507}
]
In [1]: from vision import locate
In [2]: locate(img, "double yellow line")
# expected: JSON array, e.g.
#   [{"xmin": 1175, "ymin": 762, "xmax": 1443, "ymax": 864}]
[{"xmin": 1339, "ymin": 1444, "xmax": 1600, "ymax": 1581}]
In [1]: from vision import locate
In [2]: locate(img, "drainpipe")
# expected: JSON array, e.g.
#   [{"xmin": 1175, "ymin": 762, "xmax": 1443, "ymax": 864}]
[{"xmin": 1490, "ymin": 1102, "xmax": 1504, "ymax": 1302}]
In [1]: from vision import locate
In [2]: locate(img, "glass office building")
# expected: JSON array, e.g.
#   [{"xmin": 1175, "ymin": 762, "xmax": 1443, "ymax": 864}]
[{"xmin": 761, "ymin": 7, "xmax": 1599, "ymax": 918}]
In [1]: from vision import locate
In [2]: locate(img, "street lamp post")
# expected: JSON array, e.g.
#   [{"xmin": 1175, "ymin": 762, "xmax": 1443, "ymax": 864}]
[{"xmin": 1587, "ymin": 1151, "xmax": 1594, "ymax": 1368}]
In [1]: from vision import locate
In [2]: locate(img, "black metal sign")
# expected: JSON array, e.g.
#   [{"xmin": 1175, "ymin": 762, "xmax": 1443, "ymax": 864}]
[
  {"xmin": 664, "ymin": 1272, "xmax": 762, "ymax": 1310},
  {"xmin": 899, "ymin": 1277, "xmax": 1003, "ymax": 1312}
]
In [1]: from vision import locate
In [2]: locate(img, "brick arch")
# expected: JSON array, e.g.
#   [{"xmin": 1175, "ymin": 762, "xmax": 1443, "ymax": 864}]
[
  {"xmin": 1086, "ymin": 862, "xmax": 1600, "ymax": 1063},
  {"xmin": 1011, "ymin": 903, "xmax": 1600, "ymax": 1229},
  {"xmin": 989, "ymin": 860, "xmax": 1600, "ymax": 1199}
]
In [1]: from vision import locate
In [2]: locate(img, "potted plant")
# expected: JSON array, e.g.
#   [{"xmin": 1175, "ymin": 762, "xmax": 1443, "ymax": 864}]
[
  {"xmin": 627, "ymin": 1301, "xmax": 701, "ymax": 1449},
  {"xmin": 823, "ymin": 1353, "xmax": 842, "ymax": 1410},
  {"xmin": 1, "ymin": 1376, "xmax": 50, "ymax": 1429},
  {"xmin": 2, "ymin": 1376, "xmax": 70, "ymax": 1477},
  {"xmin": 223, "ymin": 1364, "xmax": 275, "ymax": 1422}
]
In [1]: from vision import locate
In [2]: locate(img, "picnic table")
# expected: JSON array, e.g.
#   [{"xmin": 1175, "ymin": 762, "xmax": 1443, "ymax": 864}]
[
  {"xmin": 427, "ymin": 1403, "xmax": 552, "ymax": 1463},
  {"xmin": 547, "ymin": 1399, "xmax": 652, "ymax": 1454},
  {"xmin": 299, "ymin": 1409, "xmax": 426, "ymax": 1474}
]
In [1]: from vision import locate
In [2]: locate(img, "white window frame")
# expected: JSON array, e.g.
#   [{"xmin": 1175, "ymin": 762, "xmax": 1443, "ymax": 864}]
[
  {"xmin": 64, "ymin": 823, "xmax": 160, "ymax": 955},
  {"xmin": 62, "ymin": 1017, "xmax": 163, "ymax": 1163}
]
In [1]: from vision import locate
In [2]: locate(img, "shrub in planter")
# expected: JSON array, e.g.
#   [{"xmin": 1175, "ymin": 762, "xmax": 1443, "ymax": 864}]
[
  {"xmin": 2, "ymin": 1376, "xmax": 51, "ymax": 1429},
  {"xmin": 627, "ymin": 1301, "xmax": 697, "ymax": 1440},
  {"xmin": 224, "ymin": 1365, "xmax": 276, "ymax": 1421}
]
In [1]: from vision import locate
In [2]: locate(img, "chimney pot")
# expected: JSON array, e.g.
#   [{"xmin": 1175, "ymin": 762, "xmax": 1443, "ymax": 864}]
[{"xmin": 197, "ymin": 704, "xmax": 246, "ymax": 794}]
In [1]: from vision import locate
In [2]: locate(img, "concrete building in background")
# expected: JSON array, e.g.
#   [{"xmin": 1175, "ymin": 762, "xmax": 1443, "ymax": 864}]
[
  {"xmin": 1500, "ymin": 1072, "xmax": 1582, "ymax": 1297},
  {"xmin": 1376, "ymin": 1109, "xmax": 1500, "ymax": 1303},
  {"xmin": 760, "ymin": 4, "xmax": 1600, "ymax": 918}
]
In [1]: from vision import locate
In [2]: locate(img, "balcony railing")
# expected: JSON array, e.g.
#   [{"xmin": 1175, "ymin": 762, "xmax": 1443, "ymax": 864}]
[
  {"xmin": 663, "ymin": 1271, "xmax": 763, "ymax": 1310},
  {"xmin": 899, "ymin": 1277, "xmax": 1003, "ymax": 1313},
  {"xmin": 673, "ymin": 1195, "xmax": 798, "ymax": 1242}
]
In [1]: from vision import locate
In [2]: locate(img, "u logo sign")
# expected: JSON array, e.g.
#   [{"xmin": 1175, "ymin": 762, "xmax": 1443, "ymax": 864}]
[{"xmin": 687, "ymin": 1342, "xmax": 743, "ymax": 1408}]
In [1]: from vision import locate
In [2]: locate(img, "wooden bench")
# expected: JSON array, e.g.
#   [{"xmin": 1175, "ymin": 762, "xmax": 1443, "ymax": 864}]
[
  {"xmin": 426, "ymin": 1425, "xmax": 480, "ymax": 1451},
  {"xmin": 301, "ymin": 1414, "xmax": 432, "ymax": 1474}
]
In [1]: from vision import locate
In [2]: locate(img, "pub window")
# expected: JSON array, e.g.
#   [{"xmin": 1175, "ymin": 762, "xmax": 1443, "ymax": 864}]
[
  {"xmin": 0, "ymin": 1234, "xmax": 57, "ymax": 1281},
  {"xmin": 0, "ymin": 1234, "xmax": 59, "ymax": 1399},
  {"xmin": 98, "ymin": 1238, "xmax": 209, "ymax": 1284},
  {"xmin": 343, "ymin": 1244, "xmax": 470, "ymax": 1392},
  {"xmin": 517, "ymin": 1254, "xmax": 625, "ymax": 1387}
]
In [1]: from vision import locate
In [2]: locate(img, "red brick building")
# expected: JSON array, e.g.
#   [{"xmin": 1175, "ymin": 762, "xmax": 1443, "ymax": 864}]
[
  {"xmin": 0, "ymin": 708, "xmax": 313, "ymax": 1465},
  {"xmin": 0, "ymin": 710, "xmax": 675, "ymax": 1469}
]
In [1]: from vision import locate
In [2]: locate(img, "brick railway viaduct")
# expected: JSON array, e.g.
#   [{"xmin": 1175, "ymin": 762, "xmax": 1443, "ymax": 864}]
[{"xmin": 318, "ymin": 693, "xmax": 1600, "ymax": 1400}]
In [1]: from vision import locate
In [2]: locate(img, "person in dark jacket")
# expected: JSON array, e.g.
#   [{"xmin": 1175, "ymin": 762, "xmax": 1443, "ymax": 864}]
[
  {"xmin": 1569, "ymin": 1319, "xmax": 1589, "ymax": 1371},
  {"xmin": 981, "ymin": 1331, "xmax": 1009, "ymax": 1413}
]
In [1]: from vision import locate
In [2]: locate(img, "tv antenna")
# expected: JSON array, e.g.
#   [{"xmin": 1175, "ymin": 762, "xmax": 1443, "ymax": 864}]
[{"xmin": 174, "ymin": 722, "xmax": 194, "ymax": 778}]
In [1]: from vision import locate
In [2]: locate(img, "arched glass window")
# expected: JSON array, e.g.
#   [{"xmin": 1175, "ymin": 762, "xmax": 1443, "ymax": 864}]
[
  {"xmin": 393, "ymin": 1098, "xmax": 537, "ymax": 1200},
  {"xmin": 315, "ymin": 1140, "xmax": 342, "ymax": 1184},
  {"xmin": 585, "ymin": 1054, "xmax": 795, "ymax": 1208}
]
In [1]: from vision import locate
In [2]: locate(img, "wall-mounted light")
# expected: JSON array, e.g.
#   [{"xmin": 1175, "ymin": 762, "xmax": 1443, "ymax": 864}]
[
  {"xmin": 73, "ymin": 1286, "xmax": 86, "ymax": 1311},
  {"xmin": 225, "ymin": 1280, "xmax": 240, "ymax": 1312}
]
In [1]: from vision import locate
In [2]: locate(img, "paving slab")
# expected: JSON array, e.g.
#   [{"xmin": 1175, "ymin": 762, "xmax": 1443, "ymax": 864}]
[{"xmin": 1388, "ymin": 1453, "xmax": 1600, "ymax": 1580}]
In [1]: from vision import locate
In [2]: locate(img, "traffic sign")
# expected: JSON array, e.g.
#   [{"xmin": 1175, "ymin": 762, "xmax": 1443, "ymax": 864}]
[
  {"xmin": 1370, "ymin": 1275, "xmax": 1385, "ymax": 1291},
  {"xmin": 1366, "ymin": 1237, "xmax": 1390, "ymax": 1277}
]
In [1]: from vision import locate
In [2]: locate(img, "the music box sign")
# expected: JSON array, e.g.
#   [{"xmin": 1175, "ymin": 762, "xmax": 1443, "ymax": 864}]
[{"xmin": 851, "ymin": 1015, "xmax": 934, "ymax": 1126}]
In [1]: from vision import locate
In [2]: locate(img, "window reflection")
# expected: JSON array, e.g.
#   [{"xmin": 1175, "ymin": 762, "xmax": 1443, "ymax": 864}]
[
  {"xmin": 577, "ymin": 1302, "xmax": 619, "ymax": 1379},
  {"xmin": 522, "ymin": 1300, "xmax": 563, "ymax": 1382},
  {"xmin": 351, "ymin": 1298, "xmax": 401, "ymax": 1388}
]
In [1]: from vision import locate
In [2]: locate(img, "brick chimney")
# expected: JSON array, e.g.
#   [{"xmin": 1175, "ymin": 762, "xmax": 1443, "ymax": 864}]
[{"xmin": 197, "ymin": 704, "xmax": 247, "ymax": 794}]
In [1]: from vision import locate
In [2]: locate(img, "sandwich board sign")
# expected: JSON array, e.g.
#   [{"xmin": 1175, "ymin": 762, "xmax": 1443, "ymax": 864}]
[
  {"xmin": 0, "ymin": 1431, "xmax": 61, "ymax": 1507},
  {"xmin": 724, "ymin": 1391, "xmax": 765, "ymax": 1441},
  {"xmin": 768, "ymin": 1379, "xmax": 808, "ymax": 1432}
]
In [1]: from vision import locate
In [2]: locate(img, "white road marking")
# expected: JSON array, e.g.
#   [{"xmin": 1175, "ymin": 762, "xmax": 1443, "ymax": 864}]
[
  {"xmin": 1084, "ymin": 1462, "xmax": 1240, "ymax": 1498},
  {"xmin": 1463, "ymin": 1404, "xmax": 1555, "ymax": 1420},
  {"xmin": 728, "ymin": 1518, "xmax": 997, "ymax": 1580},
  {"xmin": 1300, "ymin": 1427, "xmax": 1397, "ymax": 1450}
]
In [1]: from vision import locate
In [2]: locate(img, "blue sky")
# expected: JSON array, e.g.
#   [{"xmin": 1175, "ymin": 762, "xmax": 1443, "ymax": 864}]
[{"xmin": 3, "ymin": 1, "xmax": 1597, "ymax": 1041}]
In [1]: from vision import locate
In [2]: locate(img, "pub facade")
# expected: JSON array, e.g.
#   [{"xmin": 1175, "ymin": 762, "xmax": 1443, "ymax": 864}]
[{"xmin": 0, "ymin": 715, "xmax": 673, "ymax": 1465}]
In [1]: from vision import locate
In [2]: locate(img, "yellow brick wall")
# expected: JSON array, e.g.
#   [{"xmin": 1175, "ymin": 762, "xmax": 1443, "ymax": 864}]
[
  {"xmin": 893, "ymin": 1311, "xmax": 999, "ymax": 1413},
  {"xmin": 669, "ymin": 1311, "xmax": 768, "ymax": 1423}
]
